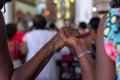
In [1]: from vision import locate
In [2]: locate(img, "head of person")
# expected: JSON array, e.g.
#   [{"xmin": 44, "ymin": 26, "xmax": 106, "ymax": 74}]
[
  {"xmin": 78, "ymin": 22, "xmax": 87, "ymax": 30},
  {"xmin": 33, "ymin": 15, "xmax": 47, "ymax": 30},
  {"xmin": 17, "ymin": 20, "xmax": 28, "ymax": 32},
  {"xmin": 89, "ymin": 17, "xmax": 100, "ymax": 33},
  {"xmin": 49, "ymin": 22, "xmax": 58, "ymax": 31},
  {"xmin": 0, "ymin": 0, "xmax": 11, "ymax": 10},
  {"xmin": 6, "ymin": 23, "xmax": 17, "ymax": 39},
  {"xmin": 110, "ymin": 0, "xmax": 120, "ymax": 8}
]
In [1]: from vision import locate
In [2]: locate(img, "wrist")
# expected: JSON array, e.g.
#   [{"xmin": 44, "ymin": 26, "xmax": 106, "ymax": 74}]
[
  {"xmin": 49, "ymin": 33, "xmax": 65, "ymax": 52},
  {"xmin": 78, "ymin": 50, "xmax": 92, "ymax": 60},
  {"xmin": 53, "ymin": 40, "xmax": 65, "ymax": 52}
]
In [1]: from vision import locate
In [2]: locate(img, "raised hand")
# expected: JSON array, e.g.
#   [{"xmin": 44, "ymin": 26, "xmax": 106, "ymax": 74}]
[
  {"xmin": 61, "ymin": 25, "xmax": 81, "ymax": 38},
  {"xmin": 59, "ymin": 28, "xmax": 88, "ymax": 56},
  {"xmin": 49, "ymin": 25, "xmax": 82, "ymax": 52},
  {"xmin": 59, "ymin": 27, "xmax": 94, "ymax": 80}
]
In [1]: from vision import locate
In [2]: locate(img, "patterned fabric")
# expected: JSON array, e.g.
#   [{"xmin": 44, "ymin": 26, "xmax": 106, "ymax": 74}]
[{"xmin": 104, "ymin": 8, "xmax": 120, "ymax": 80}]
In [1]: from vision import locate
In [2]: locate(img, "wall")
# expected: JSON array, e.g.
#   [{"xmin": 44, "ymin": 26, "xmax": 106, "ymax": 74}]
[
  {"xmin": 3, "ymin": 2, "xmax": 13, "ymax": 24},
  {"xmin": 16, "ymin": 1, "xmax": 36, "ymax": 16},
  {"xmin": 75, "ymin": 0, "xmax": 93, "ymax": 25}
]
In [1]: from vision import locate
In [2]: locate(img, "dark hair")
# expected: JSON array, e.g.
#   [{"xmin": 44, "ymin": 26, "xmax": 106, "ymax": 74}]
[
  {"xmin": 79, "ymin": 22, "xmax": 87, "ymax": 29},
  {"xmin": 89, "ymin": 17, "xmax": 100, "ymax": 33},
  {"xmin": 110, "ymin": 0, "xmax": 120, "ymax": 8},
  {"xmin": 49, "ymin": 23, "xmax": 56, "ymax": 29},
  {"xmin": 6, "ymin": 23, "xmax": 17, "ymax": 39},
  {"xmin": 33, "ymin": 15, "xmax": 47, "ymax": 29}
]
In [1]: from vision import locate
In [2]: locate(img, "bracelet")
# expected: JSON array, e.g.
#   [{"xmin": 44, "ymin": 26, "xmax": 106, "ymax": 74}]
[{"xmin": 78, "ymin": 50, "xmax": 92, "ymax": 59}]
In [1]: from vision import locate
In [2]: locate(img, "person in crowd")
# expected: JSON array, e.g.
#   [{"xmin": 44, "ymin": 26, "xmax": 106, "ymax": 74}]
[
  {"xmin": 13, "ymin": 20, "xmax": 28, "ymax": 63},
  {"xmin": 6, "ymin": 23, "xmax": 22, "ymax": 68},
  {"xmin": 96, "ymin": 0, "xmax": 120, "ymax": 79},
  {"xmin": 79, "ymin": 22, "xmax": 90, "ymax": 36},
  {"xmin": 78, "ymin": 22, "xmax": 92, "ymax": 50},
  {"xmin": 48, "ymin": 22, "xmax": 58, "ymax": 31},
  {"xmin": 13, "ymin": 19, "xmax": 28, "ymax": 44},
  {"xmin": 0, "ymin": 0, "xmax": 81, "ymax": 80},
  {"xmin": 88, "ymin": 17, "xmax": 100, "ymax": 54}
]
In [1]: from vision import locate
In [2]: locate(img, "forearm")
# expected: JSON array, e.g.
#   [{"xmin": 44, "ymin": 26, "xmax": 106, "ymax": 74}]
[
  {"xmin": 0, "ymin": 11, "xmax": 14, "ymax": 79},
  {"xmin": 11, "ymin": 33, "xmax": 64, "ymax": 80},
  {"xmin": 74, "ymin": 40, "xmax": 94, "ymax": 80},
  {"xmin": 79, "ymin": 54, "xmax": 94, "ymax": 80}
]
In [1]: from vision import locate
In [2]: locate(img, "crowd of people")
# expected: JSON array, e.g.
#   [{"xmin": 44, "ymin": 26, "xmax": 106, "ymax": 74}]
[{"xmin": 0, "ymin": 0, "xmax": 120, "ymax": 80}]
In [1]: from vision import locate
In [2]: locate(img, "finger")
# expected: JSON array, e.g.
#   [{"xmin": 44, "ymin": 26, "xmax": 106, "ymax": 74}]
[
  {"xmin": 59, "ymin": 29, "xmax": 67, "ymax": 42},
  {"xmin": 63, "ymin": 24, "xmax": 69, "ymax": 28}
]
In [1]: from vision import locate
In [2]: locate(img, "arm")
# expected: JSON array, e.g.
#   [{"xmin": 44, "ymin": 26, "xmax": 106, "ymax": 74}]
[
  {"xmin": 75, "ymin": 40, "xmax": 94, "ymax": 80},
  {"xmin": 0, "ymin": 11, "xmax": 14, "ymax": 80},
  {"xmin": 20, "ymin": 42, "xmax": 28, "ymax": 56},
  {"xmin": 95, "ymin": 15, "xmax": 116, "ymax": 80},
  {"xmin": 59, "ymin": 30, "xmax": 94, "ymax": 80},
  {"xmin": 78, "ymin": 54, "xmax": 94, "ymax": 80},
  {"xmin": 11, "ymin": 30, "xmax": 65, "ymax": 80}
]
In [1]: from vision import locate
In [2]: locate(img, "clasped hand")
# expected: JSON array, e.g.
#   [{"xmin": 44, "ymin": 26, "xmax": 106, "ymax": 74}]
[{"xmin": 59, "ymin": 26, "xmax": 88, "ymax": 57}]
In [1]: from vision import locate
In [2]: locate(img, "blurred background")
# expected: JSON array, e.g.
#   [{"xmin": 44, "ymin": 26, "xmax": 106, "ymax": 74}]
[{"xmin": 3, "ymin": 0, "xmax": 110, "ymax": 27}]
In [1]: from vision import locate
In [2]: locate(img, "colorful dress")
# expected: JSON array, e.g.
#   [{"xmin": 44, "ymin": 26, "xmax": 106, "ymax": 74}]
[{"xmin": 104, "ymin": 8, "xmax": 120, "ymax": 80}]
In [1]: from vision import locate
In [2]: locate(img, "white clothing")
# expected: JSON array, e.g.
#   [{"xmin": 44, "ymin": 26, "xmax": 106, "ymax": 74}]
[
  {"xmin": 23, "ymin": 29, "xmax": 70, "ymax": 80},
  {"xmin": 23, "ymin": 30, "xmax": 56, "ymax": 61},
  {"xmin": 13, "ymin": 59, "xmax": 22, "ymax": 69}
]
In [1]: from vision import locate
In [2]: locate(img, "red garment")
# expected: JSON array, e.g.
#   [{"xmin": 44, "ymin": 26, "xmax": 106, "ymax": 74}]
[
  {"xmin": 8, "ymin": 40, "xmax": 20, "ymax": 60},
  {"xmin": 13, "ymin": 32, "xmax": 26, "ymax": 43}
]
